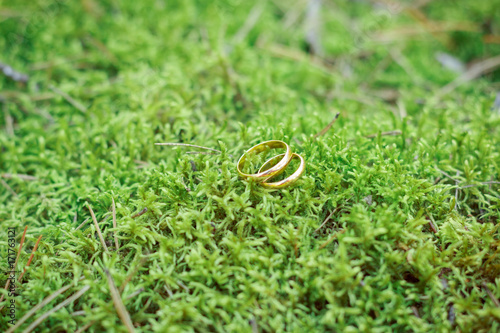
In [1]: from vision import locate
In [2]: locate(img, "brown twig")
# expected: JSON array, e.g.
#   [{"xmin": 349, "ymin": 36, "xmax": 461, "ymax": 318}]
[
  {"xmin": 71, "ymin": 310, "xmax": 86, "ymax": 316},
  {"xmin": 155, "ymin": 142, "xmax": 221, "ymax": 154},
  {"xmin": 3, "ymin": 102, "xmax": 14, "ymax": 136},
  {"xmin": 482, "ymin": 282, "xmax": 500, "ymax": 307},
  {"xmin": 233, "ymin": 3, "xmax": 264, "ymax": 43},
  {"xmin": 1, "ymin": 179, "xmax": 17, "ymax": 196},
  {"xmin": 1, "ymin": 173, "xmax": 37, "ymax": 181},
  {"xmin": 112, "ymin": 198, "xmax": 119, "ymax": 252},
  {"xmin": 76, "ymin": 217, "xmax": 90, "ymax": 231},
  {"xmin": 21, "ymin": 285, "xmax": 90, "ymax": 333},
  {"xmin": 104, "ymin": 269, "xmax": 135, "ymax": 333},
  {"xmin": 119, "ymin": 256, "xmax": 149, "ymax": 293},
  {"xmin": 185, "ymin": 151, "xmax": 219, "ymax": 155},
  {"xmin": 439, "ymin": 170, "xmax": 460, "ymax": 182},
  {"xmin": 438, "ymin": 55, "xmax": 500, "ymax": 97},
  {"xmin": 0, "ymin": 62, "xmax": 29, "ymax": 82},
  {"xmin": 314, "ymin": 206, "xmax": 341, "ymax": 233},
  {"xmin": 304, "ymin": 0, "xmax": 323, "ymax": 56},
  {"xmin": 131, "ymin": 208, "xmax": 148, "ymax": 219},
  {"xmin": 164, "ymin": 285, "xmax": 174, "ymax": 297},
  {"xmin": 126, "ymin": 287, "xmax": 145, "ymax": 300},
  {"xmin": 427, "ymin": 217, "xmax": 437, "ymax": 233},
  {"xmin": 5, "ymin": 278, "xmax": 85, "ymax": 333},
  {"xmin": 313, "ymin": 112, "xmax": 340, "ymax": 139},
  {"xmin": 49, "ymin": 85, "xmax": 87, "ymax": 113},
  {"xmin": 459, "ymin": 181, "xmax": 500, "ymax": 189},
  {"xmin": 365, "ymin": 130, "xmax": 402, "ymax": 139},
  {"xmin": 75, "ymin": 321, "xmax": 96, "ymax": 333},
  {"xmin": 18, "ymin": 235, "xmax": 43, "ymax": 282},
  {"xmin": 319, "ymin": 229, "xmax": 346, "ymax": 249},
  {"xmin": 87, "ymin": 204, "xmax": 109, "ymax": 253}
]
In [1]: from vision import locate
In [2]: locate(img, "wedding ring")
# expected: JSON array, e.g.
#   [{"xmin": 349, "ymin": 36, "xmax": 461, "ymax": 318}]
[
  {"xmin": 258, "ymin": 153, "xmax": 305, "ymax": 189},
  {"xmin": 236, "ymin": 140, "xmax": 293, "ymax": 182}
]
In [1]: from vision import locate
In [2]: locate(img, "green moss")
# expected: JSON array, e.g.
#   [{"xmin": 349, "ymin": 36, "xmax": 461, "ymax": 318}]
[{"xmin": 1, "ymin": 0, "xmax": 499, "ymax": 332}]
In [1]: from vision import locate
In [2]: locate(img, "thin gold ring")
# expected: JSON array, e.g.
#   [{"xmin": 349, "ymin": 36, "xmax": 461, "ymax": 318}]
[
  {"xmin": 258, "ymin": 153, "xmax": 305, "ymax": 189},
  {"xmin": 237, "ymin": 140, "xmax": 293, "ymax": 182}
]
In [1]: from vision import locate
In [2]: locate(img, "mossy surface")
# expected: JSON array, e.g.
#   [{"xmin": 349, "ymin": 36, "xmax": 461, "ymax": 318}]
[{"xmin": 1, "ymin": 0, "xmax": 500, "ymax": 332}]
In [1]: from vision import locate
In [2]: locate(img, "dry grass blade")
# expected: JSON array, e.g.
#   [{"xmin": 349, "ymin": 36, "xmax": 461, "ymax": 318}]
[
  {"xmin": 319, "ymin": 229, "xmax": 346, "ymax": 249},
  {"xmin": 0, "ymin": 226, "xmax": 28, "ymax": 308},
  {"xmin": 49, "ymin": 84, "xmax": 87, "ymax": 113},
  {"xmin": 155, "ymin": 142, "xmax": 221, "ymax": 153},
  {"xmin": 75, "ymin": 321, "xmax": 96, "ymax": 333},
  {"xmin": 365, "ymin": 130, "xmax": 402, "ymax": 139},
  {"xmin": 112, "ymin": 197, "xmax": 119, "ymax": 252},
  {"xmin": 438, "ymin": 55, "xmax": 500, "ymax": 97},
  {"xmin": 119, "ymin": 256, "xmax": 148, "ymax": 293},
  {"xmin": 5, "ymin": 278, "xmax": 84, "ymax": 333},
  {"xmin": 313, "ymin": 112, "xmax": 340, "ymax": 139},
  {"xmin": 131, "ymin": 207, "xmax": 148, "ymax": 218},
  {"xmin": 104, "ymin": 269, "xmax": 135, "ymax": 333},
  {"xmin": 185, "ymin": 151, "xmax": 219, "ymax": 155},
  {"xmin": 304, "ymin": 0, "xmax": 323, "ymax": 56},
  {"xmin": 87, "ymin": 204, "xmax": 109, "ymax": 253},
  {"xmin": 126, "ymin": 287, "xmax": 145, "ymax": 300},
  {"xmin": 314, "ymin": 206, "xmax": 341, "ymax": 233},
  {"xmin": 3, "ymin": 102, "xmax": 14, "ymax": 136},
  {"xmin": 233, "ymin": 3, "xmax": 264, "ymax": 43},
  {"xmin": 459, "ymin": 181, "xmax": 500, "ymax": 189},
  {"xmin": 1, "ymin": 178, "xmax": 17, "ymax": 196},
  {"xmin": 1, "ymin": 173, "xmax": 37, "ymax": 181},
  {"xmin": 76, "ymin": 217, "xmax": 90, "ymax": 231},
  {"xmin": 21, "ymin": 285, "xmax": 90, "ymax": 333},
  {"xmin": 250, "ymin": 316, "xmax": 259, "ymax": 333},
  {"xmin": 259, "ymin": 43, "xmax": 332, "ymax": 75},
  {"xmin": 482, "ymin": 282, "xmax": 500, "ymax": 307},
  {"xmin": 18, "ymin": 235, "xmax": 43, "ymax": 282},
  {"xmin": 439, "ymin": 170, "xmax": 460, "ymax": 182}
]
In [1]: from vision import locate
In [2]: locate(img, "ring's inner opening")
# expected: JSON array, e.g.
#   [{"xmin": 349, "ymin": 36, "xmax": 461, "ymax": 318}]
[
  {"xmin": 262, "ymin": 155, "xmax": 300, "ymax": 183},
  {"xmin": 241, "ymin": 146, "xmax": 286, "ymax": 175}
]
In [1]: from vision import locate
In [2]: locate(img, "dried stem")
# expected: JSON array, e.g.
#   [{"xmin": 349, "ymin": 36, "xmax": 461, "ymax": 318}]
[
  {"xmin": 482, "ymin": 282, "xmax": 500, "ymax": 307},
  {"xmin": 76, "ymin": 217, "xmax": 90, "ymax": 231},
  {"xmin": 119, "ymin": 256, "xmax": 148, "ymax": 293},
  {"xmin": 112, "ymin": 197, "xmax": 119, "ymax": 252},
  {"xmin": 21, "ymin": 285, "xmax": 90, "ymax": 333},
  {"xmin": 319, "ymin": 229, "xmax": 346, "ymax": 249},
  {"xmin": 314, "ymin": 206, "xmax": 341, "ymax": 233},
  {"xmin": 18, "ymin": 235, "xmax": 43, "ymax": 282},
  {"xmin": 87, "ymin": 204, "xmax": 109, "ymax": 253},
  {"xmin": 75, "ymin": 321, "xmax": 96, "ymax": 333},
  {"xmin": 104, "ymin": 269, "xmax": 135, "ymax": 333},
  {"xmin": 313, "ymin": 112, "xmax": 340, "ymax": 139},
  {"xmin": 1, "ymin": 173, "xmax": 37, "ymax": 181},
  {"xmin": 1, "ymin": 179, "xmax": 17, "ymax": 196},
  {"xmin": 155, "ymin": 142, "xmax": 221, "ymax": 154},
  {"xmin": 131, "ymin": 208, "xmax": 148, "ymax": 219},
  {"xmin": 459, "ymin": 181, "xmax": 500, "ymax": 189},
  {"xmin": 6, "ymin": 278, "xmax": 85, "ymax": 333},
  {"xmin": 49, "ymin": 84, "xmax": 87, "ymax": 113},
  {"xmin": 365, "ymin": 130, "xmax": 402, "ymax": 139},
  {"xmin": 126, "ymin": 287, "xmax": 145, "ymax": 300}
]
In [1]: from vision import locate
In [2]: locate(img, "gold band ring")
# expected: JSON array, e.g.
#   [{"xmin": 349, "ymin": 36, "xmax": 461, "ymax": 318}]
[
  {"xmin": 258, "ymin": 153, "xmax": 305, "ymax": 189},
  {"xmin": 236, "ymin": 140, "xmax": 293, "ymax": 181}
]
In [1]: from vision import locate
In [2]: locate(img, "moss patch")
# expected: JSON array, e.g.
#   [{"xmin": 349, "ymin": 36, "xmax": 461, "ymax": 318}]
[{"xmin": 1, "ymin": 0, "xmax": 500, "ymax": 332}]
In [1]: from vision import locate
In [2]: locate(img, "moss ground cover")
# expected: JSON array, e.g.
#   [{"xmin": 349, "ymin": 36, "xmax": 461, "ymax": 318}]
[{"xmin": 1, "ymin": 0, "xmax": 500, "ymax": 332}]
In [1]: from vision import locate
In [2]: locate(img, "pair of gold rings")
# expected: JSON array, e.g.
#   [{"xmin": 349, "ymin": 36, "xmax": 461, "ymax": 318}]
[{"xmin": 237, "ymin": 140, "xmax": 305, "ymax": 189}]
